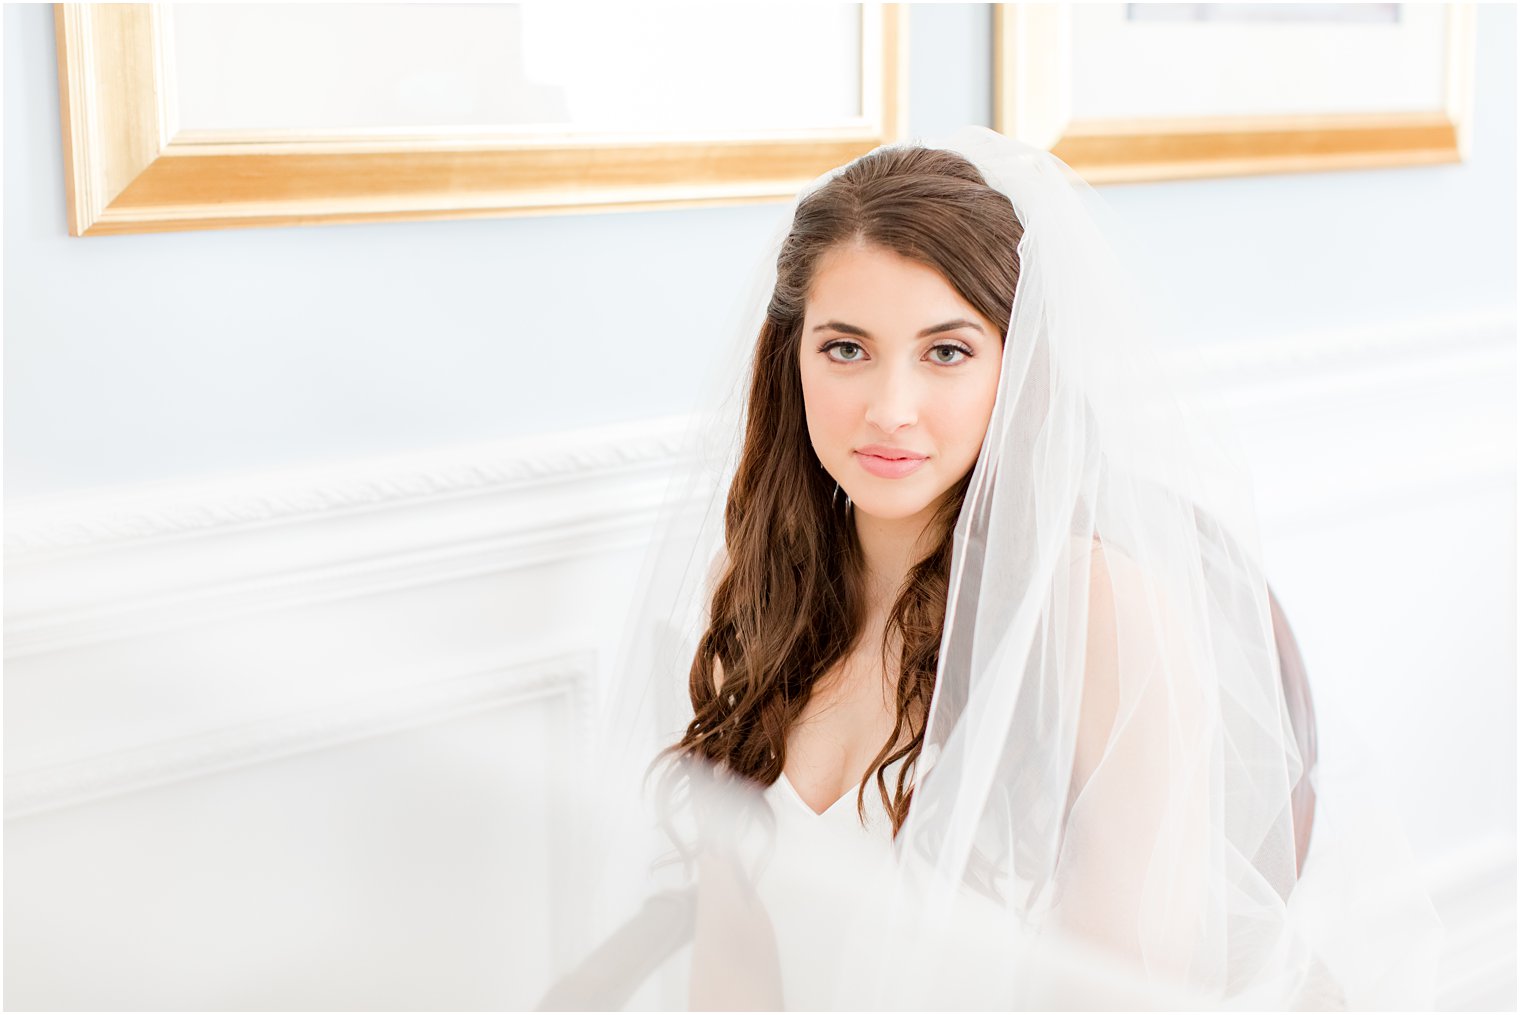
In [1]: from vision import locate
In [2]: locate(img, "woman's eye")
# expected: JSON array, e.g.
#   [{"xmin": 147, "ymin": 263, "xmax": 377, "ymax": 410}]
[
  {"xmin": 824, "ymin": 341, "xmax": 864, "ymax": 362},
  {"xmin": 930, "ymin": 344, "xmax": 970, "ymax": 365}
]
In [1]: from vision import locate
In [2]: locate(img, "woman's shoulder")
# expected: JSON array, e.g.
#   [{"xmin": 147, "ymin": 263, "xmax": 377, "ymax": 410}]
[{"xmin": 1073, "ymin": 533, "xmax": 1149, "ymax": 603}]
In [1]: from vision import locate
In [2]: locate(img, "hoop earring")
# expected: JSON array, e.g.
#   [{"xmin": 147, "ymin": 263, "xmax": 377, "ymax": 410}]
[{"xmin": 833, "ymin": 481, "xmax": 852, "ymax": 514}]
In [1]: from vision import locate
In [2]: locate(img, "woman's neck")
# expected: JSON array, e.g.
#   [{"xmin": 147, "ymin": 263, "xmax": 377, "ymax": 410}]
[{"xmin": 851, "ymin": 503, "xmax": 942, "ymax": 616}]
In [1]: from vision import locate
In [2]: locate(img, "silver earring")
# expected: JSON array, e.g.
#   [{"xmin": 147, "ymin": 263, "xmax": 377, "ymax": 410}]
[{"xmin": 833, "ymin": 481, "xmax": 851, "ymax": 513}]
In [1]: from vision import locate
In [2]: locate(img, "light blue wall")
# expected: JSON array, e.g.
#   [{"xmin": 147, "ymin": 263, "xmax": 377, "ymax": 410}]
[{"xmin": 5, "ymin": 3, "xmax": 1514, "ymax": 498}]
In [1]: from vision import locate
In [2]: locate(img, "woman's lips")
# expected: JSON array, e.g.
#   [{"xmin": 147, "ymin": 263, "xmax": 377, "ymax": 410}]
[{"xmin": 854, "ymin": 450, "xmax": 927, "ymax": 479}]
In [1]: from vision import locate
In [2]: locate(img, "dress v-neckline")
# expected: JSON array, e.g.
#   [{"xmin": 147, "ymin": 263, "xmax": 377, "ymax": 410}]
[{"xmin": 777, "ymin": 770, "xmax": 855, "ymax": 818}]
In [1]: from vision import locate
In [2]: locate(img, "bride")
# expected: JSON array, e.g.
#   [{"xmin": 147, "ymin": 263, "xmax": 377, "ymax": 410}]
[{"xmin": 541, "ymin": 126, "xmax": 1442, "ymax": 1011}]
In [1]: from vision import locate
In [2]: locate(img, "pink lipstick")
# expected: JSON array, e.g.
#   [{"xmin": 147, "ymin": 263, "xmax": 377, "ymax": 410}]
[{"xmin": 854, "ymin": 445, "xmax": 928, "ymax": 479}]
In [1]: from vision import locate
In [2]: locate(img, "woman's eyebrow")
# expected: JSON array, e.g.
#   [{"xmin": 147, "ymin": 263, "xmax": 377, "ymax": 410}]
[{"xmin": 812, "ymin": 319, "xmax": 986, "ymax": 338}]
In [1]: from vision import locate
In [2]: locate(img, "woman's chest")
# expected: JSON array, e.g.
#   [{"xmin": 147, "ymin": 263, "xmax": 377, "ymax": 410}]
[{"xmin": 783, "ymin": 650, "xmax": 903, "ymax": 813}]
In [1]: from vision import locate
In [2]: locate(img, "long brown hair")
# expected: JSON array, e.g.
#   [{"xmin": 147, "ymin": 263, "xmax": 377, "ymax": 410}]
[{"xmin": 664, "ymin": 144, "xmax": 1024, "ymax": 836}]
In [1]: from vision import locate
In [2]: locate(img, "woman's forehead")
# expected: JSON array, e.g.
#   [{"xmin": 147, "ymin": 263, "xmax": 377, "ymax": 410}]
[{"xmin": 803, "ymin": 246, "xmax": 988, "ymax": 334}]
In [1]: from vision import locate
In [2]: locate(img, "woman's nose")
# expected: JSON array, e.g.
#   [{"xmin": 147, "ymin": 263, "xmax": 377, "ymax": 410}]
[{"xmin": 863, "ymin": 363, "xmax": 919, "ymax": 434}]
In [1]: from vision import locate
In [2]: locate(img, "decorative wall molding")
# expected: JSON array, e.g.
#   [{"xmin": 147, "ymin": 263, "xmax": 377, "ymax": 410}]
[
  {"xmin": 5, "ymin": 414, "xmax": 696, "ymax": 557},
  {"xmin": 4, "ymin": 648, "xmax": 594, "ymax": 820},
  {"xmin": 4, "ymin": 415, "xmax": 709, "ymax": 658},
  {"xmin": 5, "ymin": 312, "xmax": 1513, "ymax": 658}
]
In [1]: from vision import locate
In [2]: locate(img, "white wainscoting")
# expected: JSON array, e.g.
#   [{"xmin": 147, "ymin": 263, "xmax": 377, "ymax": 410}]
[
  {"xmin": 4, "ymin": 417, "xmax": 685, "ymax": 1009},
  {"xmin": 5, "ymin": 313, "xmax": 1514, "ymax": 1009}
]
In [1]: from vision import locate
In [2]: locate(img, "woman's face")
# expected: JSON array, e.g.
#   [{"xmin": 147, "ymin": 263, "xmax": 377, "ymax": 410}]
[{"xmin": 798, "ymin": 242, "xmax": 1004, "ymax": 525}]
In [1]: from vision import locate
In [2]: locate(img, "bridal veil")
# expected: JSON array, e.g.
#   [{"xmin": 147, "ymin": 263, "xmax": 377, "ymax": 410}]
[{"xmin": 538, "ymin": 125, "xmax": 1443, "ymax": 1010}]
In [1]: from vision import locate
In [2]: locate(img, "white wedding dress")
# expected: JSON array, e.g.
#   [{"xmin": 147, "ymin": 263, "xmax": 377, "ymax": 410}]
[
  {"xmin": 744, "ymin": 757, "xmax": 1204, "ymax": 1011},
  {"xmin": 750, "ymin": 762, "xmax": 904, "ymax": 1010}
]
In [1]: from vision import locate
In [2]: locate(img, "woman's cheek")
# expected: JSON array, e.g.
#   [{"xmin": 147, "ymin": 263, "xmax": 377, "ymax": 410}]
[
  {"xmin": 818, "ymin": 387, "xmax": 855, "ymax": 445},
  {"xmin": 804, "ymin": 377, "xmax": 853, "ymax": 464}
]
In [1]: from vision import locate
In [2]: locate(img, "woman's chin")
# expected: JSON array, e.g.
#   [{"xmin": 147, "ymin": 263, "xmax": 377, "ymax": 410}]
[{"xmin": 848, "ymin": 491, "xmax": 941, "ymax": 524}]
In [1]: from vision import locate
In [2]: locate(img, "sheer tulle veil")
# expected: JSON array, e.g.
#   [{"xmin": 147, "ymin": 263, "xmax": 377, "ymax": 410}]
[{"xmin": 537, "ymin": 126, "xmax": 1444, "ymax": 1010}]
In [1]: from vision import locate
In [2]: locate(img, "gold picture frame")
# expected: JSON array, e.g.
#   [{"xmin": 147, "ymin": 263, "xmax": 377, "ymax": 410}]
[
  {"xmin": 994, "ymin": 3, "xmax": 1475, "ymax": 183},
  {"xmin": 55, "ymin": 4, "xmax": 907, "ymax": 236}
]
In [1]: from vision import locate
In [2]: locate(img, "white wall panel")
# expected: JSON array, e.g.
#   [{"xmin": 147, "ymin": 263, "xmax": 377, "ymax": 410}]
[{"xmin": 6, "ymin": 692, "xmax": 578, "ymax": 1010}]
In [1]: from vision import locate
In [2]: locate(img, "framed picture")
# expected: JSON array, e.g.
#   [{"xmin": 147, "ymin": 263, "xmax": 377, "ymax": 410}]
[
  {"xmin": 994, "ymin": 3, "xmax": 1475, "ymax": 183},
  {"xmin": 55, "ymin": 3, "xmax": 906, "ymax": 236}
]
